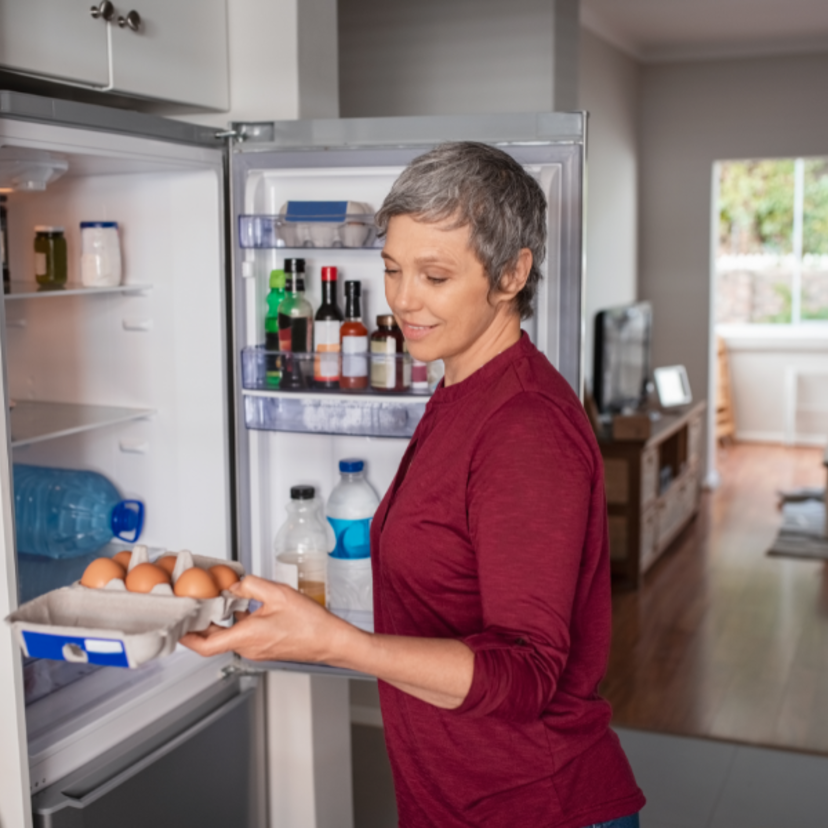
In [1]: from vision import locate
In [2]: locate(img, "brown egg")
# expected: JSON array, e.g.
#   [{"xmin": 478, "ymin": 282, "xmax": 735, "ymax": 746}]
[
  {"xmin": 125, "ymin": 563, "xmax": 172, "ymax": 594},
  {"xmin": 209, "ymin": 564, "xmax": 240, "ymax": 591},
  {"xmin": 174, "ymin": 567, "xmax": 220, "ymax": 599},
  {"xmin": 81, "ymin": 557, "xmax": 126, "ymax": 589},
  {"xmin": 112, "ymin": 550, "xmax": 132, "ymax": 570},
  {"xmin": 156, "ymin": 555, "xmax": 177, "ymax": 575}
]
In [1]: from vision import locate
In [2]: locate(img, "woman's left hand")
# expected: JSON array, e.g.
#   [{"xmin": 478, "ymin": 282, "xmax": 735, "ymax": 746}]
[{"xmin": 179, "ymin": 575, "xmax": 353, "ymax": 663}]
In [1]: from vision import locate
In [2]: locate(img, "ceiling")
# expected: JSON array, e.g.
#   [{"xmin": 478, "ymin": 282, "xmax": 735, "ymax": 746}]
[{"xmin": 581, "ymin": 0, "xmax": 828, "ymax": 62}]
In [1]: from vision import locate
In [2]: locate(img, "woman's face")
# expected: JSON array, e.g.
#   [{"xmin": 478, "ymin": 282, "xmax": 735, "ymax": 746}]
[{"xmin": 382, "ymin": 214, "xmax": 518, "ymax": 370}]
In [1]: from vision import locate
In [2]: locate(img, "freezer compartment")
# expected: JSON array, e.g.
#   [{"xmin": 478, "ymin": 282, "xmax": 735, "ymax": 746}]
[
  {"xmin": 239, "ymin": 213, "xmax": 379, "ymax": 249},
  {"xmin": 241, "ymin": 345, "xmax": 434, "ymax": 394},
  {"xmin": 31, "ymin": 672, "xmax": 264, "ymax": 828}
]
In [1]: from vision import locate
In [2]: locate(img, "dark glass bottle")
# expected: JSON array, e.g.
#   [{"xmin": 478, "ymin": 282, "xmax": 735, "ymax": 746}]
[
  {"xmin": 314, "ymin": 266, "xmax": 344, "ymax": 388},
  {"xmin": 339, "ymin": 281, "xmax": 368, "ymax": 391},
  {"xmin": 371, "ymin": 315, "xmax": 411, "ymax": 392},
  {"xmin": 278, "ymin": 258, "xmax": 314, "ymax": 389}
]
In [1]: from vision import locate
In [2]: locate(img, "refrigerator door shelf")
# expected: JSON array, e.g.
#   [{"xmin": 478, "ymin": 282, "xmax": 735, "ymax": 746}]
[
  {"xmin": 9, "ymin": 401, "xmax": 155, "ymax": 448},
  {"xmin": 241, "ymin": 346, "xmax": 427, "ymax": 396},
  {"xmin": 239, "ymin": 214, "xmax": 379, "ymax": 250},
  {"xmin": 4, "ymin": 282, "xmax": 151, "ymax": 300},
  {"xmin": 242, "ymin": 390, "xmax": 426, "ymax": 439}
]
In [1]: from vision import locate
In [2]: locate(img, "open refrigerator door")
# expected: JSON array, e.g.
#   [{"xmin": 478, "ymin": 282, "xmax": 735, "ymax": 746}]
[
  {"xmin": 0, "ymin": 93, "xmax": 265, "ymax": 828},
  {"xmin": 227, "ymin": 113, "xmax": 584, "ymax": 827}
]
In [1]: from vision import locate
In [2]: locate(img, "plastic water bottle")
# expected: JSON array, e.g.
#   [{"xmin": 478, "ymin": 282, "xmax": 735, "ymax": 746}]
[
  {"xmin": 12, "ymin": 465, "xmax": 144, "ymax": 559},
  {"xmin": 273, "ymin": 485, "xmax": 329, "ymax": 606},
  {"xmin": 326, "ymin": 459, "xmax": 379, "ymax": 612}
]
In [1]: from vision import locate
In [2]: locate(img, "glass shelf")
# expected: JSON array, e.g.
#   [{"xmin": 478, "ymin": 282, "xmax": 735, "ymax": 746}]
[
  {"xmin": 4, "ymin": 282, "xmax": 151, "ymax": 300},
  {"xmin": 238, "ymin": 214, "xmax": 379, "ymax": 249},
  {"xmin": 10, "ymin": 401, "xmax": 155, "ymax": 448}
]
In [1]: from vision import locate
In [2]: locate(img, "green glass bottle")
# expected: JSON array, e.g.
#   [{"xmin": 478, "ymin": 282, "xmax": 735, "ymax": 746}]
[{"xmin": 265, "ymin": 269, "xmax": 285, "ymax": 388}]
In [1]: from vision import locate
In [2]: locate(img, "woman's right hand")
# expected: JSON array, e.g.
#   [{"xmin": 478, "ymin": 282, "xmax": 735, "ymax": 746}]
[{"xmin": 179, "ymin": 575, "xmax": 355, "ymax": 664}]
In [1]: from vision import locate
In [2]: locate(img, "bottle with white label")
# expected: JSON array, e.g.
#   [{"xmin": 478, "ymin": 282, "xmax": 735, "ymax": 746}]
[
  {"xmin": 326, "ymin": 458, "xmax": 379, "ymax": 613},
  {"xmin": 314, "ymin": 266, "xmax": 343, "ymax": 388},
  {"xmin": 339, "ymin": 280, "xmax": 368, "ymax": 390}
]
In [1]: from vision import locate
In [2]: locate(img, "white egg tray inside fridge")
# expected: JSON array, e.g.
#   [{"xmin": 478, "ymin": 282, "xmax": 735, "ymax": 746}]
[{"xmin": 5, "ymin": 547, "xmax": 247, "ymax": 669}]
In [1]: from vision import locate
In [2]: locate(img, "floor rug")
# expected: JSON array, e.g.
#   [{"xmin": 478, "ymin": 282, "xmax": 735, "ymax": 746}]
[{"xmin": 767, "ymin": 499, "xmax": 828, "ymax": 560}]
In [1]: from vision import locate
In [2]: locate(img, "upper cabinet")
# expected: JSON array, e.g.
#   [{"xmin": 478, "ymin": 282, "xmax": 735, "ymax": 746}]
[
  {"xmin": 0, "ymin": 0, "xmax": 110, "ymax": 86},
  {"xmin": 0, "ymin": 0, "xmax": 229, "ymax": 111},
  {"xmin": 110, "ymin": 0, "xmax": 229, "ymax": 110}
]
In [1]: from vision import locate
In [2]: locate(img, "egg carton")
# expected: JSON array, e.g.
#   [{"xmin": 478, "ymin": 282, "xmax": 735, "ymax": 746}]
[{"xmin": 5, "ymin": 546, "xmax": 248, "ymax": 669}]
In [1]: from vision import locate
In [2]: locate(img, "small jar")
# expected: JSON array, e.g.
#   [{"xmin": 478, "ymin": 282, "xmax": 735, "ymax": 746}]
[
  {"xmin": 80, "ymin": 221, "xmax": 122, "ymax": 287},
  {"xmin": 34, "ymin": 226, "xmax": 67, "ymax": 287},
  {"xmin": 370, "ymin": 315, "xmax": 411, "ymax": 392}
]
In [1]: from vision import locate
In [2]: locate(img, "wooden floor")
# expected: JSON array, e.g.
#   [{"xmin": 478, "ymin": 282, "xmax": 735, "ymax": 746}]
[{"xmin": 602, "ymin": 442, "xmax": 828, "ymax": 754}]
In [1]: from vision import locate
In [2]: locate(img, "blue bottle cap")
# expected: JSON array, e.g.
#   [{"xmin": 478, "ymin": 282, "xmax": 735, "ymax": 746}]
[
  {"xmin": 80, "ymin": 221, "xmax": 118, "ymax": 228},
  {"xmin": 339, "ymin": 458, "xmax": 364, "ymax": 473},
  {"xmin": 110, "ymin": 500, "xmax": 144, "ymax": 542}
]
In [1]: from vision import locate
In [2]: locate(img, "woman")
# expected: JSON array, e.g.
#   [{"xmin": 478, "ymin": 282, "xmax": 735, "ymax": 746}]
[{"xmin": 182, "ymin": 142, "xmax": 644, "ymax": 828}]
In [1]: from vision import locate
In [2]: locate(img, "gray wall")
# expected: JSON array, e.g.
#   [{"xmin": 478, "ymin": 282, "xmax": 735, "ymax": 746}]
[
  {"xmin": 638, "ymin": 52, "xmax": 828, "ymax": 471},
  {"xmin": 579, "ymin": 29, "xmax": 640, "ymax": 389},
  {"xmin": 338, "ymin": 0, "xmax": 578, "ymax": 117}
]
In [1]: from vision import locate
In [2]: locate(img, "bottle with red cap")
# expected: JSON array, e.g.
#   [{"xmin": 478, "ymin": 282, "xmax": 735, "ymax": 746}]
[{"xmin": 314, "ymin": 265, "xmax": 344, "ymax": 388}]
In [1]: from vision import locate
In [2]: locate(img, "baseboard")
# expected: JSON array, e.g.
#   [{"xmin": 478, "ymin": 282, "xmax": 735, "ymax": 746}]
[{"xmin": 735, "ymin": 430, "xmax": 828, "ymax": 447}]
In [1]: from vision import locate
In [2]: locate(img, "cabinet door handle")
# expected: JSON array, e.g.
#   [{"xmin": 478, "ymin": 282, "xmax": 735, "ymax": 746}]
[
  {"xmin": 89, "ymin": 1, "xmax": 115, "ymax": 21},
  {"xmin": 118, "ymin": 10, "xmax": 142, "ymax": 31}
]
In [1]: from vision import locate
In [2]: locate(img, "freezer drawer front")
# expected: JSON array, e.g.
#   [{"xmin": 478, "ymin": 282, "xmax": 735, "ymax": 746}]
[{"xmin": 32, "ymin": 675, "xmax": 264, "ymax": 828}]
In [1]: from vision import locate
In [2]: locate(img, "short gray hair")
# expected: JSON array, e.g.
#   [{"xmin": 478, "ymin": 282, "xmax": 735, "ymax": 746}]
[{"xmin": 376, "ymin": 141, "xmax": 546, "ymax": 319}]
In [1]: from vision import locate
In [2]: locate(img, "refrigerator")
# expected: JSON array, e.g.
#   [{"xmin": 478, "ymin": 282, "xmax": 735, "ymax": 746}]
[{"xmin": 0, "ymin": 91, "xmax": 585, "ymax": 828}]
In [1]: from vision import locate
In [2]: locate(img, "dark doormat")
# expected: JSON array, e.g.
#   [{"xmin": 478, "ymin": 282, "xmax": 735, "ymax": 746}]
[{"xmin": 767, "ymin": 500, "xmax": 828, "ymax": 560}]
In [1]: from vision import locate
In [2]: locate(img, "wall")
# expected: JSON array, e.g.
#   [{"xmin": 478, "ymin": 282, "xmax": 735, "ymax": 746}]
[
  {"xmin": 638, "ymin": 52, "xmax": 828, "ymax": 473},
  {"xmin": 578, "ymin": 29, "xmax": 640, "ymax": 389},
  {"xmin": 338, "ymin": 0, "xmax": 578, "ymax": 117}
]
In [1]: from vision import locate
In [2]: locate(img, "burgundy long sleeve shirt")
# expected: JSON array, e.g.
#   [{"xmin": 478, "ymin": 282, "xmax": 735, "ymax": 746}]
[{"xmin": 371, "ymin": 334, "xmax": 645, "ymax": 828}]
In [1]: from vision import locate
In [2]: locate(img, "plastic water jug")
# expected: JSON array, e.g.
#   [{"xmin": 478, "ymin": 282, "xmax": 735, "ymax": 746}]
[
  {"xmin": 325, "ymin": 459, "xmax": 379, "ymax": 612},
  {"xmin": 13, "ymin": 465, "xmax": 144, "ymax": 559}
]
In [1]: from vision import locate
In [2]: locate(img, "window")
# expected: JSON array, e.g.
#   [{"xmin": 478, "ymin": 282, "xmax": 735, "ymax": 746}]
[{"xmin": 716, "ymin": 157, "xmax": 828, "ymax": 324}]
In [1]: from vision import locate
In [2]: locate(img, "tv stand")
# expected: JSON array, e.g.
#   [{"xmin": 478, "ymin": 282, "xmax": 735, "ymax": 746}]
[{"xmin": 597, "ymin": 401, "xmax": 706, "ymax": 588}]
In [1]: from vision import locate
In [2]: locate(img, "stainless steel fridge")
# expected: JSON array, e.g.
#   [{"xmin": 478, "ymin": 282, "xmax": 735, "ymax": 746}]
[{"xmin": 0, "ymin": 91, "xmax": 585, "ymax": 827}]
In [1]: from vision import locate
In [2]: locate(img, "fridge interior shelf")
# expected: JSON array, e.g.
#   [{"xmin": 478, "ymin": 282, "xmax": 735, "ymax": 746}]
[
  {"xmin": 4, "ymin": 282, "xmax": 151, "ymax": 300},
  {"xmin": 10, "ymin": 401, "xmax": 155, "ymax": 448},
  {"xmin": 238, "ymin": 214, "xmax": 379, "ymax": 249}
]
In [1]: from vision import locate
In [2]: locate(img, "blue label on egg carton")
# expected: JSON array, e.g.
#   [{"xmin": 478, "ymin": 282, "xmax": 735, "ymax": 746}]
[
  {"xmin": 284, "ymin": 201, "xmax": 349, "ymax": 223},
  {"xmin": 22, "ymin": 630, "xmax": 129, "ymax": 668}
]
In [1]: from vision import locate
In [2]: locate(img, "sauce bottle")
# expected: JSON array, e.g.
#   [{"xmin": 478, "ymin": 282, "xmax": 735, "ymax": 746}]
[
  {"xmin": 339, "ymin": 280, "xmax": 368, "ymax": 390},
  {"xmin": 371, "ymin": 315, "xmax": 411, "ymax": 392},
  {"xmin": 314, "ymin": 266, "xmax": 343, "ymax": 388}
]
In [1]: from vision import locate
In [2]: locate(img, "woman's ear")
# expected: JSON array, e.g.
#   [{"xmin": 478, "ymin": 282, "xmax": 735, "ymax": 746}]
[{"xmin": 497, "ymin": 248, "xmax": 533, "ymax": 303}]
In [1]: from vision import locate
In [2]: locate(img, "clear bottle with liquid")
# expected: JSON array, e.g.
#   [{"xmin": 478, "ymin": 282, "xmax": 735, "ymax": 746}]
[{"xmin": 274, "ymin": 485, "xmax": 328, "ymax": 606}]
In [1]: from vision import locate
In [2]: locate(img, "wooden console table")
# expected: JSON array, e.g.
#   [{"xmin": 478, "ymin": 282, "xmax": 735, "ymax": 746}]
[{"xmin": 598, "ymin": 401, "xmax": 706, "ymax": 588}]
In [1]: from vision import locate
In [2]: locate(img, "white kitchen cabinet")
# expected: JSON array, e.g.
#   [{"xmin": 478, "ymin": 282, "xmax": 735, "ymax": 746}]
[
  {"xmin": 0, "ymin": 0, "xmax": 229, "ymax": 111},
  {"xmin": 0, "ymin": 0, "xmax": 110, "ymax": 86},
  {"xmin": 110, "ymin": 0, "xmax": 229, "ymax": 110}
]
